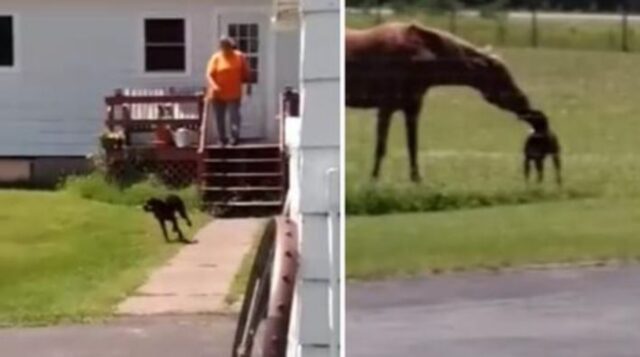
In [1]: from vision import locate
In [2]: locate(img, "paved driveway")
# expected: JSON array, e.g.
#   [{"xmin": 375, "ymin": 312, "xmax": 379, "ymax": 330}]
[
  {"xmin": 348, "ymin": 266, "xmax": 640, "ymax": 357},
  {"xmin": 0, "ymin": 315, "xmax": 236, "ymax": 357}
]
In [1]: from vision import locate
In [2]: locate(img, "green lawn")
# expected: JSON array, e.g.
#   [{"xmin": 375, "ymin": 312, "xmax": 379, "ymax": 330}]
[
  {"xmin": 346, "ymin": 48, "xmax": 640, "ymax": 279},
  {"xmin": 348, "ymin": 198, "xmax": 640, "ymax": 279},
  {"xmin": 0, "ymin": 190, "xmax": 208, "ymax": 326},
  {"xmin": 224, "ymin": 229, "xmax": 262, "ymax": 307}
]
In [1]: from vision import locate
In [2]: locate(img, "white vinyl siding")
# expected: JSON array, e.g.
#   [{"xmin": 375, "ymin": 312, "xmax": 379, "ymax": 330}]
[{"xmin": 0, "ymin": 0, "xmax": 281, "ymax": 157}]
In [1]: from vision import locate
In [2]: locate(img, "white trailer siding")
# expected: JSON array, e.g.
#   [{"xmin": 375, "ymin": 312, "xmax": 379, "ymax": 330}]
[
  {"xmin": 286, "ymin": 0, "xmax": 341, "ymax": 356},
  {"xmin": 0, "ymin": 0, "xmax": 294, "ymax": 157}
]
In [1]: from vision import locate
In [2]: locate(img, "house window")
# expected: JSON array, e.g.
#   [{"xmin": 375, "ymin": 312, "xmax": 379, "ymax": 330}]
[
  {"xmin": 0, "ymin": 16, "xmax": 14, "ymax": 67},
  {"xmin": 144, "ymin": 18, "xmax": 186, "ymax": 72}
]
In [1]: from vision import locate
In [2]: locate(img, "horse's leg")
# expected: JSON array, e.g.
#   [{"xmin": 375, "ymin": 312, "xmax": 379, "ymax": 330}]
[
  {"xmin": 403, "ymin": 101, "xmax": 422, "ymax": 182},
  {"xmin": 524, "ymin": 157, "xmax": 532, "ymax": 183},
  {"xmin": 552, "ymin": 153, "xmax": 562, "ymax": 186},
  {"xmin": 372, "ymin": 107, "xmax": 394, "ymax": 180},
  {"xmin": 534, "ymin": 158, "xmax": 544, "ymax": 183}
]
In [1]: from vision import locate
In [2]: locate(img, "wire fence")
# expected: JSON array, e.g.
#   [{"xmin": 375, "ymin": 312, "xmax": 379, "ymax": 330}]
[{"xmin": 347, "ymin": 4, "xmax": 640, "ymax": 52}]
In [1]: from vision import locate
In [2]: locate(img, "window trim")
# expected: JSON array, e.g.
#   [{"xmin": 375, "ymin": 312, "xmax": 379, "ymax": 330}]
[
  {"xmin": 139, "ymin": 14, "xmax": 191, "ymax": 77},
  {"xmin": 0, "ymin": 13, "xmax": 20, "ymax": 73}
]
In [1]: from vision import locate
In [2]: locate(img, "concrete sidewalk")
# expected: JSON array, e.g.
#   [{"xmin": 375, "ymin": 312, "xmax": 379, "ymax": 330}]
[{"xmin": 118, "ymin": 218, "xmax": 265, "ymax": 316}]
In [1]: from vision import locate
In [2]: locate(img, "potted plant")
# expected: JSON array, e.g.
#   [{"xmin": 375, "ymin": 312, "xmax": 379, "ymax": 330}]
[
  {"xmin": 153, "ymin": 124, "xmax": 175, "ymax": 148},
  {"xmin": 100, "ymin": 130, "xmax": 125, "ymax": 151}
]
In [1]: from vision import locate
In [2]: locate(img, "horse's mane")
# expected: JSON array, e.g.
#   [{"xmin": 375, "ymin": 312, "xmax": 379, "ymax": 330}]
[{"xmin": 405, "ymin": 22, "xmax": 505, "ymax": 66}]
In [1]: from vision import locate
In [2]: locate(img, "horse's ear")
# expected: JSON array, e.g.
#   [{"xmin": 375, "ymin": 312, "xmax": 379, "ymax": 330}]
[{"xmin": 405, "ymin": 24, "xmax": 422, "ymax": 42}]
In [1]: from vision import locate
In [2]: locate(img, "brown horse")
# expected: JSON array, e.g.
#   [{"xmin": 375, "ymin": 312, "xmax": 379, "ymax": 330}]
[{"xmin": 346, "ymin": 22, "xmax": 558, "ymax": 182}]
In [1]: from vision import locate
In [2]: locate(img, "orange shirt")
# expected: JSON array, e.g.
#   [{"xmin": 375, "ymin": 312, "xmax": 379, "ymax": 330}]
[{"xmin": 207, "ymin": 50, "xmax": 249, "ymax": 101}]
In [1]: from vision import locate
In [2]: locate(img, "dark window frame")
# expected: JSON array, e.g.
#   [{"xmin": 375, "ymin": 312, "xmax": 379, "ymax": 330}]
[
  {"xmin": 0, "ymin": 15, "xmax": 15, "ymax": 68},
  {"xmin": 143, "ymin": 18, "xmax": 187, "ymax": 73}
]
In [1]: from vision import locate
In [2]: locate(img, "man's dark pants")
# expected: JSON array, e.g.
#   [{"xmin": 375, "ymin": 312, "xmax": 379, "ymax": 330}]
[{"xmin": 213, "ymin": 99, "xmax": 241, "ymax": 144}]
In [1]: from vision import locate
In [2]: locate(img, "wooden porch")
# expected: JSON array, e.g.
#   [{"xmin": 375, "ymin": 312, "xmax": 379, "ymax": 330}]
[{"xmin": 103, "ymin": 87, "xmax": 299, "ymax": 217}]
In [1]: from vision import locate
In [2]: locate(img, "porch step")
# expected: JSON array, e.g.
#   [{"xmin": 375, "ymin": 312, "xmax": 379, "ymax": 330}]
[
  {"xmin": 205, "ymin": 201, "xmax": 284, "ymax": 218},
  {"xmin": 203, "ymin": 158, "xmax": 282, "ymax": 174},
  {"xmin": 206, "ymin": 143, "xmax": 279, "ymax": 149},
  {"xmin": 203, "ymin": 158, "xmax": 281, "ymax": 163},
  {"xmin": 205, "ymin": 144, "xmax": 280, "ymax": 159},
  {"xmin": 201, "ymin": 173, "xmax": 283, "ymax": 187},
  {"xmin": 203, "ymin": 186, "xmax": 283, "ymax": 192},
  {"xmin": 209, "ymin": 201, "xmax": 283, "ymax": 208},
  {"xmin": 202, "ymin": 186, "xmax": 284, "ymax": 202},
  {"xmin": 198, "ymin": 143, "xmax": 287, "ymax": 218}
]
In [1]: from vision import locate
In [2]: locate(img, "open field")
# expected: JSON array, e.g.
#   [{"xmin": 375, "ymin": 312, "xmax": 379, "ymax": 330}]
[
  {"xmin": 346, "ymin": 47, "xmax": 640, "ymax": 279},
  {"xmin": 348, "ymin": 10, "xmax": 640, "ymax": 52},
  {"xmin": 0, "ymin": 190, "xmax": 208, "ymax": 326}
]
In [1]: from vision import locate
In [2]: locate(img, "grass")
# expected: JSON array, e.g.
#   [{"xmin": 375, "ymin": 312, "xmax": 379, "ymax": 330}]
[
  {"xmin": 224, "ymin": 227, "xmax": 264, "ymax": 307},
  {"xmin": 347, "ymin": 198, "xmax": 640, "ymax": 279},
  {"xmin": 0, "ymin": 189, "xmax": 208, "ymax": 326},
  {"xmin": 63, "ymin": 172, "xmax": 200, "ymax": 209},
  {"xmin": 346, "ymin": 47, "xmax": 640, "ymax": 279},
  {"xmin": 347, "ymin": 48, "xmax": 640, "ymax": 213},
  {"xmin": 348, "ymin": 10, "xmax": 640, "ymax": 52}
]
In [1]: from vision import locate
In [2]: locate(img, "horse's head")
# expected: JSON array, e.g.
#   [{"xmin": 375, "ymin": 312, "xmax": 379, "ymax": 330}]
[
  {"xmin": 521, "ymin": 109, "xmax": 551, "ymax": 134},
  {"xmin": 468, "ymin": 52, "xmax": 533, "ymax": 115}
]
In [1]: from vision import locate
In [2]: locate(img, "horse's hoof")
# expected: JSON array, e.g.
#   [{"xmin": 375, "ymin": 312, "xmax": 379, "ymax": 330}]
[{"xmin": 411, "ymin": 173, "xmax": 422, "ymax": 183}]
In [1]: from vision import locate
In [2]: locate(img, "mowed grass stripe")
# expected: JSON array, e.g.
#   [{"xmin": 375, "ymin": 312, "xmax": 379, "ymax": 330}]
[
  {"xmin": 0, "ymin": 190, "xmax": 207, "ymax": 326},
  {"xmin": 347, "ymin": 198, "xmax": 640, "ymax": 280}
]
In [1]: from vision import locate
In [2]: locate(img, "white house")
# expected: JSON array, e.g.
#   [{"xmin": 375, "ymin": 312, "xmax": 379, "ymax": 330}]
[
  {"xmin": 281, "ymin": 0, "xmax": 341, "ymax": 356},
  {"xmin": 0, "ymin": 0, "xmax": 300, "ymax": 184}
]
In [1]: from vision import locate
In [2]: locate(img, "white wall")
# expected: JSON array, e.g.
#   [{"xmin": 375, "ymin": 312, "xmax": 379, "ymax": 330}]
[
  {"xmin": 286, "ymin": 0, "xmax": 341, "ymax": 356},
  {"xmin": 0, "ymin": 0, "xmax": 284, "ymax": 157}
]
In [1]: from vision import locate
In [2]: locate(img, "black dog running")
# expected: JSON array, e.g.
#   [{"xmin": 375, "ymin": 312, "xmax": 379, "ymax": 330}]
[{"xmin": 143, "ymin": 195, "xmax": 193, "ymax": 244}]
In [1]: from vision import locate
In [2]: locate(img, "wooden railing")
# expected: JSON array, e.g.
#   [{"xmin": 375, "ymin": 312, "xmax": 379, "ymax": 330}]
[
  {"xmin": 105, "ymin": 88, "xmax": 205, "ymax": 145},
  {"xmin": 232, "ymin": 217, "xmax": 299, "ymax": 357},
  {"xmin": 103, "ymin": 88, "xmax": 206, "ymax": 187},
  {"xmin": 198, "ymin": 97, "xmax": 210, "ymax": 155}
]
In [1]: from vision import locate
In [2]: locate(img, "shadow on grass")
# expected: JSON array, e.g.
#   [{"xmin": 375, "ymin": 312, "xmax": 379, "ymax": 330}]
[{"xmin": 346, "ymin": 184, "xmax": 596, "ymax": 216}]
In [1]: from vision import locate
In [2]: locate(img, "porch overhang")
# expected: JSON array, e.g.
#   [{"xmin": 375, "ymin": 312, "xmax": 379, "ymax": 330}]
[{"xmin": 272, "ymin": 0, "xmax": 300, "ymax": 30}]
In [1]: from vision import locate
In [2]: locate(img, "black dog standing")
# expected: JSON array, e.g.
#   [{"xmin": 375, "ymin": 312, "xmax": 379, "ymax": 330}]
[
  {"xmin": 522, "ymin": 110, "xmax": 562, "ymax": 185},
  {"xmin": 143, "ymin": 195, "xmax": 193, "ymax": 244}
]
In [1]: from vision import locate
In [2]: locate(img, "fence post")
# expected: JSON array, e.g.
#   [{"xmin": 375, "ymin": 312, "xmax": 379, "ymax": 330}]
[
  {"xmin": 496, "ymin": 13, "xmax": 507, "ymax": 45},
  {"xmin": 530, "ymin": 2, "xmax": 539, "ymax": 48},
  {"xmin": 622, "ymin": 0, "xmax": 630, "ymax": 52},
  {"xmin": 376, "ymin": 0, "xmax": 383, "ymax": 24},
  {"xmin": 448, "ymin": 5, "xmax": 458, "ymax": 34}
]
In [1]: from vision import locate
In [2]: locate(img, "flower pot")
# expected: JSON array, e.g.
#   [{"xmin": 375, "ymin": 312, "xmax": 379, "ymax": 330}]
[{"xmin": 154, "ymin": 125, "xmax": 174, "ymax": 148}]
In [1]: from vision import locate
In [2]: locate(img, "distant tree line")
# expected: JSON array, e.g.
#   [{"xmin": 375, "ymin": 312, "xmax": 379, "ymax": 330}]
[{"xmin": 347, "ymin": 0, "xmax": 640, "ymax": 12}]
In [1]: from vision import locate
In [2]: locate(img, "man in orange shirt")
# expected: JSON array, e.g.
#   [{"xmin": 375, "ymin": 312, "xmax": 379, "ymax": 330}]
[{"xmin": 206, "ymin": 37, "xmax": 251, "ymax": 146}]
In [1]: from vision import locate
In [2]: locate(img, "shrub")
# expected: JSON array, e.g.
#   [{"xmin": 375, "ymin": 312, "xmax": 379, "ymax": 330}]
[
  {"xmin": 62, "ymin": 172, "xmax": 200, "ymax": 210},
  {"xmin": 346, "ymin": 184, "xmax": 594, "ymax": 215}
]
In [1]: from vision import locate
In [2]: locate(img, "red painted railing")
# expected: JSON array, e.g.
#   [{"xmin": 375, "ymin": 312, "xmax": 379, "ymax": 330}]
[
  {"xmin": 232, "ymin": 217, "xmax": 299, "ymax": 357},
  {"xmin": 103, "ymin": 87, "xmax": 206, "ymax": 187}
]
